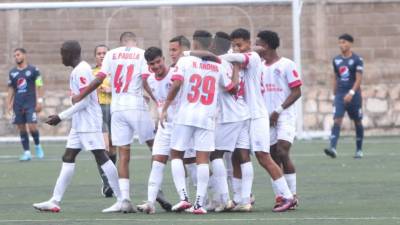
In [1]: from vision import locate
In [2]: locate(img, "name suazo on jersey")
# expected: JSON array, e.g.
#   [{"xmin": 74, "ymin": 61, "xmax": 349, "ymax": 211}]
[
  {"xmin": 172, "ymin": 56, "xmax": 234, "ymax": 130},
  {"xmin": 217, "ymin": 59, "xmax": 250, "ymax": 123},
  {"xmin": 59, "ymin": 61, "xmax": 102, "ymax": 132},
  {"xmin": 262, "ymin": 57, "xmax": 302, "ymax": 119},
  {"xmin": 96, "ymin": 46, "xmax": 151, "ymax": 113}
]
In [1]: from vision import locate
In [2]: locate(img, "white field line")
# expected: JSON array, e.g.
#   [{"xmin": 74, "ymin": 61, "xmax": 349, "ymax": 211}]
[{"xmin": 0, "ymin": 217, "xmax": 400, "ymax": 223}]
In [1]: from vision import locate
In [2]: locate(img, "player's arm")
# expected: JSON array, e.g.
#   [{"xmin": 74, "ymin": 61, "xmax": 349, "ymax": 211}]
[
  {"xmin": 344, "ymin": 58, "xmax": 363, "ymax": 103},
  {"xmin": 142, "ymin": 76, "xmax": 157, "ymax": 103},
  {"xmin": 35, "ymin": 74, "xmax": 44, "ymax": 113},
  {"xmin": 220, "ymin": 53, "xmax": 248, "ymax": 65},
  {"xmin": 47, "ymin": 97, "xmax": 90, "ymax": 126},
  {"xmin": 227, "ymin": 63, "xmax": 240, "ymax": 95},
  {"xmin": 183, "ymin": 50, "xmax": 220, "ymax": 63},
  {"xmin": 160, "ymin": 79, "xmax": 182, "ymax": 128},
  {"xmin": 71, "ymin": 74, "xmax": 104, "ymax": 104},
  {"xmin": 6, "ymin": 86, "xmax": 15, "ymax": 115}
]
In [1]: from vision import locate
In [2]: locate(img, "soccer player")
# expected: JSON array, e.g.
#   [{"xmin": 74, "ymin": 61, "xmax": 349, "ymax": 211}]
[
  {"xmin": 32, "ymin": 40, "xmax": 123, "ymax": 213},
  {"xmin": 7, "ymin": 48, "xmax": 44, "ymax": 161},
  {"xmin": 169, "ymin": 35, "xmax": 198, "ymax": 190},
  {"xmin": 71, "ymin": 32, "xmax": 157, "ymax": 213},
  {"xmin": 208, "ymin": 31, "xmax": 252, "ymax": 212},
  {"xmin": 92, "ymin": 44, "xmax": 116, "ymax": 198},
  {"xmin": 324, "ymin": 34, "xmax": 364, "ymax": 159},
  {"xmin": 220, "ymin": 28, "xmax": 295, "ymax": 212},
  {"xmin": 256, "ymin": 30, "xmax": 301, "ymax": 209},
  {"xmin": 160, "ymin": 30, "xmax": 236, "ymax": 214}
]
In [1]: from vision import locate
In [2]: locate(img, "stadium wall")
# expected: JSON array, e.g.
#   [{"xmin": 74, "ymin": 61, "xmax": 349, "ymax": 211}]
[{"xmin": 0, "ymin": 0, "xmax": 399, "ymax": 136}]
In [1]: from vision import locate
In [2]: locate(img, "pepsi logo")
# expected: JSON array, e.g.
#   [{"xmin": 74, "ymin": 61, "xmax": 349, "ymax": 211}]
[
  {"xmin": 17, "ymin": 78, "xmax": 27, "ymax": 90},
  {"xmin": 339, "ymin": 66, "xmax": 349, "ymax": 76}
]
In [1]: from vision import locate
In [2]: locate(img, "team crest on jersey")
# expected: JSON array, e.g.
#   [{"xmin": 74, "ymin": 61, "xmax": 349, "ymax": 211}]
[
  {"xmin": 25, "ymin": 70, "xmax": 32, "ymax": 77},
  {"xmin": 166, "ymin": 83, "xmax": 171, "ymax": 90},
  {"xmin": 80, "ymin": 77, "xmax": 87, "ymax": 85},
  {"xmin": 274, "ymin": 68, "xmax": 281, "ymax": 76},
  {"xmin": 11, "ymin": 71, "xmax": 19, "ymax": 78},
  {"xmin": 335, "ymin": 59, "xmax": 343, "ymax": 65},
  {"xmin": 348, "ymin": 59, "xmax": 354, "ymax": 66},
  {"xmin": 292, "ymin": 70, "xmax": 299, "ymax": 78}
]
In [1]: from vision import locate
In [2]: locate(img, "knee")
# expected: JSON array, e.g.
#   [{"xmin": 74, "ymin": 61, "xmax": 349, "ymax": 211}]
[
  {"xmin": 354, "ymin": 120, "xmax": 363, "ymax": 126},
  {"xmin": 92, "ymin": 150, "xmax": 109, "ymax": 165},
  {"xmin": 62, "ymin": 152, "xmax": 76, "ymax": 163},
  {"xmin": 333, "ymin": 118, "xmax": 343, "ymax": 126},
  {"xmin": 210, "ymin": 151, "xmax": 224, "ymax": 161}
]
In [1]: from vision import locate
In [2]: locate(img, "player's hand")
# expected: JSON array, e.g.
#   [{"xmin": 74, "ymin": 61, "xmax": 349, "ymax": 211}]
[
  {"xmin": 46, "ymin": 115, "xmax": 61, "ymax": 126},
  {"xmin": 35, "ymin": 103, "xmax": 43, "ymax": 113},
  {"xmin": 270, "ymin": 111, "xmax": 280, "ymax": 127},
  {"xmin": 160, "ymin": 110, "xmax": 168, "ymax": 129},
  {"xmin": 343, "ymin": 94, "xmax": 353, "ymax": 104}
]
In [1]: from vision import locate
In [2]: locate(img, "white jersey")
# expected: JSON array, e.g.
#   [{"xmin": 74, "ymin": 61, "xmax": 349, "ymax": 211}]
[
  {"xmin": 98, "ymin": 46, "xmax": 151, "ymax": 113},
  {"xmin": 172, "ymin": 56, "xmax": 233, "ymax": 130},
  {"xmin": 146, "ymin": 68, "xmax": 179, "ymax": 123},
  {"xmin": 67, "ymin": 61, "xmax": 102, "ymax": 132},
  {"xmin": 239, "ymin": 52, "xmax": 269, "ymax": 119},
  {"xmin": 217, "ymin": 59, "xmax": 250, "ymax": 123},
  {"xmin": 262, "ymin": 57, "xmax": 302, "ymax": 119}
]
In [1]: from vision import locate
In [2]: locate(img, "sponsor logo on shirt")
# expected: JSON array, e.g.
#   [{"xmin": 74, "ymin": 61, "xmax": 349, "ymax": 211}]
[
  {"xmin": 17, "ymin": 78, "xmax": 27, "ymax": 92},
  {"xmin": 339, "ymin": 66, "xmax": 350, "ymax": 81}
]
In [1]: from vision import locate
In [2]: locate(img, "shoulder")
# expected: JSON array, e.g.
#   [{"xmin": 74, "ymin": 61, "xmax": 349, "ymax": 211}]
[{"xmin": 352, "ymin": 53, "xmax": 363, "ymax": 62}]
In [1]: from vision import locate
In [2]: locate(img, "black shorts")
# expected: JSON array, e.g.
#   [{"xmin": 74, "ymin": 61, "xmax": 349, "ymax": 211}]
[
  {"xmin": 333, "ymin": 92, "xmax": 363, "ymax": 121},
  {"xmin": 13, "ymin": 107, "xmax": 37, "ymax": 124}
]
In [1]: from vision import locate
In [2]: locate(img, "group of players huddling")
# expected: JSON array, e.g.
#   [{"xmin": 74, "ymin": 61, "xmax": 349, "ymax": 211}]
[{"xmin": 32, "ymin": 28, "xmax": 302, "ymax": 214}]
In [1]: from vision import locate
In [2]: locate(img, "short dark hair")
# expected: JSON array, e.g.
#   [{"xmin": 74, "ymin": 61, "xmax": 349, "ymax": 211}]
[
  {"xmin": 120, "ymin": 32, "xmax": 136, "ymax": 43},
  {"xmin": 170, "ymin": 35, "xmax": 191, "ymax": 49},
  {"xmin": 94, "ymin": 44, "xmax": 108, "ymax": 56},
  {"xmin": 230, "ymin": 28, "xmax": 250, "ymax": 40},
  {"xmin": 213, "ymin": 31, "xmax": 231, "ymax": 54},
  {"xmin": 193, "ymin": 30, "xmax": 213, "ymax": 49},
  {"xmin": 14, "ymin": 48, "xmax": 27, "ymax": 54},
  {"xmin": 144, "ymin": 47, "xmax": 163, "ymax": 62},
  {"xmin": 339, "ymin": 33, "xmax": 354, "ymax": 43},
  {"xmin": 62, "ymin": 40, "xmax": 81, "ymax": 56},
  {"xmin": 257, "ymin": 30, "xmax": 280, "ymax": 50}
]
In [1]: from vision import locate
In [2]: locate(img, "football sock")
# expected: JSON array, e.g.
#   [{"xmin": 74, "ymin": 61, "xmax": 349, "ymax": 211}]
[
  {"xmin": 195, "ymin": 164, "xmax": 209, "ymax": 207},
  {"xmin": 20, "ymin": 131, "xmax": 30, "ymax": 151},
  {"xmin": 273, "ymin": 176, "xmax": 293, "ymax": 199},
  {"xmin": 30, "ymin": 130, "xmax": 40, "ymax": 145},
  {"xmin": 109, "ymin": 154, "xmax": 117, "ymax": 164},
  {"xmin": 355, "ymin": 123, "xmax": 364, "ymax": 151},
  {"xmin": 270, "ymin": 178, "xmax": 279, "ymax": 197},
  {"xmin": 211, "ymin": 159, "xmax": 229, "ymax": 204},
  {"xmin": 101, "ymin": 160, "xmax": 122, "ymax": 201},
  {"xmin": 171, "ymin": 159, "xmax": 188, "ymax": 201},
  {"xmin": 185, "ymin": 162, "xmax": 197, "ymax": 187},
  {"xmin": 240, "ymin": 162, "xmax": 254, "ymax": 204},
  {"xmin": 223, "ymin": 152, "xmax": 233, "ymax": 188},
  {"xmin": 119, "ymin": 178, "xmax": 130, "ymax": 200},
  {"xmin": 97, "ymin": 166, "xmax": 109, "ymax": 188},
  {"xmin": 232, "ymin": 177, "xmax": 242, "ymax": 203},
  {"xmin": 284, "ymin": 173, "xmax": 297, "ymax": 195},
  {"xmin": 51, "ymin": 162, "xmax": 75, "ymax": 202},
  {"xmin": 148, "ymin": 161, "xmax": 165, "ymax": 204},
  {"xmin": 329, "ymin": 123, "xmax": 341, "ymax": 150}
]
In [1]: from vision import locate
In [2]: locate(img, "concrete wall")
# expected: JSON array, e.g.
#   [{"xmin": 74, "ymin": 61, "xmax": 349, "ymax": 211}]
[{"xmin": 1, "ymin": 0, "xmax": 399, "ymax": 136}]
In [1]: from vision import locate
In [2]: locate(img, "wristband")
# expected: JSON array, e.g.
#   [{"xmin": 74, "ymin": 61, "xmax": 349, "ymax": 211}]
[
  {"xmin": 183, "ymin": 51, "xmax": 191, "ymax": 57},
  {"xmin": 275, "ymin": 105, "xmax": 284, "ymax": 114},
  {"xmin": 349, "ymin": 90, "xmax": 355, "ymax": 96},
  {"xmin": 37, "ymin": 98, "xmax": 44, "ymax": 103}
]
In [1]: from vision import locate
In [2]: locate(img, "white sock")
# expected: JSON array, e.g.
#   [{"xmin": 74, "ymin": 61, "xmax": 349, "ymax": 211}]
[
  {"xmin": 273, "ymin": 176, "xmax": 293, "ymax": 199},
  {"xmin": 101, "ymin": 160, "xmax": 122, "ymax": 201},
  {"xmin": 195, "ymin": 164, "xmax": 209, "ymax": 207},
  {"xmin": 211, "ymin": 159, "xmax": 229, "ymax": 204},
  {"xmin": 284, "ymin": 173, "xmax": 297, "ymax": 195},
  {"xmin": 223, "ymin": 152, "xmax": 233, "ymax": 189},
  {"xmin": 51, "ymin": 162, "xmax": 75, "ymax": 202},
  {"xmin": 185, "ymin": 163, "xmax": 197, "ymax": 187},
  {"xmin": 232, "ymin": 177, "xmax": 242, "ymax": 203},
  {"xmin": 240, "ymin": 162, "xmax": 254, "ymax": 204},
  {"xmin": 119, "ymin": 178, "xmax": 130, "ymax": 200},
  {"xmin": 270, "ymin": 178, "xmax": 279, "ymax": 197},
  {"xmin": 148, "ymin": 161, "xmax": 165, "ymax": 204},
  {"xmin": 171, "ymin": 159, "xmax": 188, "ymax": 201},
  {"xmin": 209, "ymin": 174, "xmax": 220, "ymax": 203}
]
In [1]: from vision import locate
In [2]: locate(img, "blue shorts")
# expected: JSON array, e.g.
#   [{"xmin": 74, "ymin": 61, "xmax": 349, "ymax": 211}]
[
  {"xmin": 13, "ymin": 107, "xmax": 37, "ymax": 124},
  {"xmin": 333, "ymin": 92, "xmax": 363, "ymax": 121}
]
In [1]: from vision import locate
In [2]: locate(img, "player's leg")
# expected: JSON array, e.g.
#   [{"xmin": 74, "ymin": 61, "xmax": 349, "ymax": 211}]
[
  {"xmin": 14, "ymin": 108, "xmax": 31, "ymax": 161},
  {"xmin": 251, "ymin": 117, "xmax": 294, "ymax": 212},
  {"xmin": 183, "ymin": 156, "xmax": 197, "ymax": 190},
  {"xmin": 231, "ymin": 150, "xmax": 242, "ymax": 205},
  {"xmin": 170, "ymin": 124, "xmax": 193, "ymax": 211},
  {"xmin": 347, "ymin": 93, "xmax": 364, "ymax": 158},
  {"xmin": 26, "ymin": 108, "xmax": 44, "ymax": 159},
  {"xmin": 276, "ymin": 140, "xmax": 297, "ymax": 208},
  {"xmin": 325, "ymin": 95, "xmax": 345, "ymax": 158}
]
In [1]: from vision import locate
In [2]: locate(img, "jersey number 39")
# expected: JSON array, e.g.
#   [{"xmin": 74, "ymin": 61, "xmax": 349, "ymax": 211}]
[{"xmin": 187, "ymin": 74, "xmax": 216, "ymax": 105}]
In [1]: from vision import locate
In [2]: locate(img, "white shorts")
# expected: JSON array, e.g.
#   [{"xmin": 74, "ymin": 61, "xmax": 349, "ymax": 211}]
[
  {"xmin": 270, "ymin": 118, "xmax": 296, "ymax": 146},
  {"xmin": 171, "ymin": 124, "xmax": 215, "ymax": 152},
  {"xmin": 215, "ymin": 120, "xmax": 250, "ymax": 152},
  {"xmin": 66, "ymin": 129, "xmax": 105, "ymax": 151},
  {"xmin": 250, "ymin": 117, "xmax": 270, "ymax": 153},
  {"xmin": 111, "ymin": 110, "xmax": 155, "ymax": 146}
]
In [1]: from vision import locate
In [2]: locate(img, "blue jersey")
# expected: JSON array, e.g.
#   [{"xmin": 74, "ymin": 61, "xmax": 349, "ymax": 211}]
[
  {"xmin": 332, "ymin": 53, "xmax": 363, "ymax": 94},
  {"xmin": 8, "ymin": 65, "xmax": 41, "ymax": 108}
]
